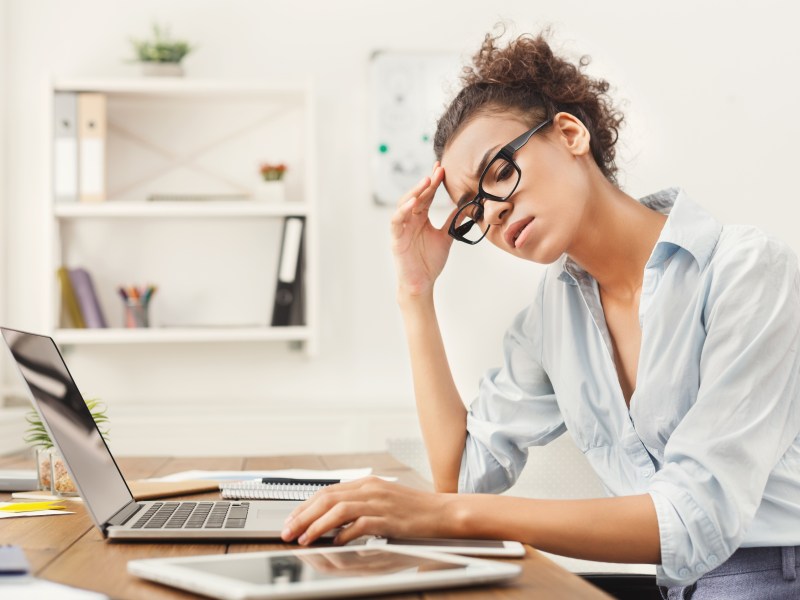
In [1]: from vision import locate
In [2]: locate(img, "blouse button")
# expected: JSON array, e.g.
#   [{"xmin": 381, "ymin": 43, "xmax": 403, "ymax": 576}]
[
  {"xmin": 679, "ymin": 567, "xmax": 690, "ymax": 578},
  {"xmin": 708, "ymin": 554, "xmax": 719, "ymax": 565}
]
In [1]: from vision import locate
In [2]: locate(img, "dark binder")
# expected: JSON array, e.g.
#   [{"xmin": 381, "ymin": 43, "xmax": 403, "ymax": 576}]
[{"xmin": 271, "ymin": 217, "xmax": 305, "ymax": 327}]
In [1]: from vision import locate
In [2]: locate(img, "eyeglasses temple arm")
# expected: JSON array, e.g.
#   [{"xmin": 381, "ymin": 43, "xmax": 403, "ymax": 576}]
[{"xmin": 505, "ymin": 118, "xmax": 553, "ymax": 154}]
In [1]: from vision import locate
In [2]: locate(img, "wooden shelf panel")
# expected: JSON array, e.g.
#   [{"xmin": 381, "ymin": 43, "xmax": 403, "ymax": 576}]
[
  {"xmin": 54, "ymin": 201, "xmax": 310, "ymax": 218},
  {"xmin": 54, "ymin": 327, "xmax": 311, "ymax": 345}
]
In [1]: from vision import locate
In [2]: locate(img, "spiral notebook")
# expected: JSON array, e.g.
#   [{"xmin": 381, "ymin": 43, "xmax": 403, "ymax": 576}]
[{"xmin": 220, "ymin": 478, "xmax": 340, "ymax": 500}]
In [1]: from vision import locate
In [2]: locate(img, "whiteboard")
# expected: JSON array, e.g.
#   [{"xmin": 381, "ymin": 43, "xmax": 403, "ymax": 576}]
[{"xmin": 368, "ymin": 51, "xmax": 462, "ymax": 207}]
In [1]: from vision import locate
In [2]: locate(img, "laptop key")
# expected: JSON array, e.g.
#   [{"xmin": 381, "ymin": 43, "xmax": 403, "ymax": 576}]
[
  {"xmin": 225, "ymin": 519, "xmax": 246, "ymax": 528},
  {"xmin": 228, "ymin": 507, "xmax": 248, "ymax": 520}
]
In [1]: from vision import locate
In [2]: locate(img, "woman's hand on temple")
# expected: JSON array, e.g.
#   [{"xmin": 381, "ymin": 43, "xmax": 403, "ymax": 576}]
[
  {"xmin": 391, "ymin": 163, "xmax": 459, "ymax": 299},
  {"xmin": 281, "ymin": 477, "xmax": 457, "ymax": 546}
]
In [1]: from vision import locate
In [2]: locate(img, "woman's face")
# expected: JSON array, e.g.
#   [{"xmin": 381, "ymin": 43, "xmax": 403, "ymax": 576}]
[{"xmin": 440, "ymin": 111, "xmax": 593, "ymax": 264}]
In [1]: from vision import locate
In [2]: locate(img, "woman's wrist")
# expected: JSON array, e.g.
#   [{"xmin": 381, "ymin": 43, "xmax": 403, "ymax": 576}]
[
  {"xmin": 432, "ymin": 492, "xmax": 468, "ymax": 538},
  {"xmin": 396, "ymin": 287, "xmax": 435, "ymax": 311}
]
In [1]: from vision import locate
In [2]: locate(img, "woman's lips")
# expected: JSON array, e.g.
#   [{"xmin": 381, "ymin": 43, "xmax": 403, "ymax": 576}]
[{"xmin": 505, "ymin": 217, "xmax": 535, "ymax": 248}]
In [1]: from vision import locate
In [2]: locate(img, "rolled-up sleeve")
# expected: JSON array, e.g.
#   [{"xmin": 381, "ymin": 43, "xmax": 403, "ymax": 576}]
[
  {"xmin": 459, "ymin": 277, "xmax": 565, "ymax": 494},
  {"xmin": 648, "ymin": 235, "xmax": 800, "ymax": 586}
]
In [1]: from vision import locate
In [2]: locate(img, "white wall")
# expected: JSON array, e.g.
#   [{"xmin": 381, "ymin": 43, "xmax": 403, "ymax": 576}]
[
  {"xmin": 3, "ymin": 0, "xmax": 800, "ymax": 457},
  {"xmin": 0, "ymin": 0, "xmax": 6, "ymax": 331},
  {"xmin": 0, "ymin": 0, "xmax": 30, "ymax": 455}
]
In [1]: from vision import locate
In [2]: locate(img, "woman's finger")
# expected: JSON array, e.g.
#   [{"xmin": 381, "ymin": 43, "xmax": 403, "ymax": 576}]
[
  {"xmin": 296, "ymin": 500, "xmax": 368, "ymax": 546},
  {"xmin": 333, "ymin": 516, "xmax": 383, "ymax": 545},
  {"xmin": 398, "ymin": 176, "xmax": 431, "ymax": 208},
  {"xmin": 283, "ymin": 479, "xmax": 372, "ymax": 537},
  {"xmin": 412, "ymin": 166, "xmax": 445, "ymax": 215},
  {"xmin": 390, "ymin": 197, "xmax": 417, "ymax": 238}
]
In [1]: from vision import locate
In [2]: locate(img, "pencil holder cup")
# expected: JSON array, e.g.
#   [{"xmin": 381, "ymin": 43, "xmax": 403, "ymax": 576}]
[{"xmin": 124, "ymin": 299, "xmax": 150, "ymax": 328}]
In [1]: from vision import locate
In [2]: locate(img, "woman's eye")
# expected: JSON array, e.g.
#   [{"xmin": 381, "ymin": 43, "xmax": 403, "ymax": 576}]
[{"xmin": 496, "ymin": 163, "xmax": 513, "ymax": 182}]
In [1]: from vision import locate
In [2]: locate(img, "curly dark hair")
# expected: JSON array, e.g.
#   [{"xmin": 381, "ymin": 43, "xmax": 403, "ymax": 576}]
[{"xmin": 434, "ymin": 28, "xmax": 624, "ymax": 184}]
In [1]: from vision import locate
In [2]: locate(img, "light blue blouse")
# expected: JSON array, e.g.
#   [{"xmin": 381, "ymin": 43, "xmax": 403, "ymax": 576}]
[{"xmin": 458, "ymin": 187, "xmax": 800, "ymax": 586}]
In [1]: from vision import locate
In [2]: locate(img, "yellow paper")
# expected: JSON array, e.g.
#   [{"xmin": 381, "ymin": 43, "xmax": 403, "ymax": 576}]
[{"xmin": 0, "ymin": 501, "xmax": 67, "ymax": 512}]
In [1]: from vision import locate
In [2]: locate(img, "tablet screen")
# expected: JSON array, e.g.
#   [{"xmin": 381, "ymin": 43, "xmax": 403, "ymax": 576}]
[{"xmin": 177, "ymin": 549, "xmax": 464, "ymax": 585}]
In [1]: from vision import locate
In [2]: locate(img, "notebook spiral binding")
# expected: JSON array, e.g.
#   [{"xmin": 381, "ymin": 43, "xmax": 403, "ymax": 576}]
[{"xmin": 219, "ymin": 482, "xmax": 329, "ymax": 501}]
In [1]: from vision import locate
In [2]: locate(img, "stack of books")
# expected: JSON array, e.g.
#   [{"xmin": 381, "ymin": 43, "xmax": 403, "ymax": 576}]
[{"xmin": 57, "ymin": 266, "xmax": 107, "ymax": 329}]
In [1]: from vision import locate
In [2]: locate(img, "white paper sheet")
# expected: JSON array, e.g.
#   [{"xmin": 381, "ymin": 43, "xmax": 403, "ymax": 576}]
[
  {"xmin": 145, "ymin": 468, "xmax": 374, "ymax": 483},
  {"xmin": 0, "ymin": 576, "xmax": 108, "ymax": 599}
]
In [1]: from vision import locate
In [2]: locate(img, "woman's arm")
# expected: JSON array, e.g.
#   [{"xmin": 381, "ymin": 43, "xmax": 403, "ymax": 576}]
[
  {"xmin": 390, "ymin": 163, "xmax": 466, "ymax": 492},
  {"xmin": 399, "ymin": 292, "xmax": 466, "ymax": 492},
  {"xmin": 280, "ymin": 478, "xmax": 661, "ymax": 564},
  {"xmin": 456, "ymin": 492, "xmax": 660, "ymax": 563}
]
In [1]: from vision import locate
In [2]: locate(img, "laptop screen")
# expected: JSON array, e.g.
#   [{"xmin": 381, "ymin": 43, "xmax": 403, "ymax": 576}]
[{"xmin": 1, "ymin": 327, "xmax": 134, "ymax": 527}]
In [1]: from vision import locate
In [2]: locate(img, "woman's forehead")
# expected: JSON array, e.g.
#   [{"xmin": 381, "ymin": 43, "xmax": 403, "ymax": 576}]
[{"xmin": 441, "ymin": 114, "xmax": 530, "ymax": 202}]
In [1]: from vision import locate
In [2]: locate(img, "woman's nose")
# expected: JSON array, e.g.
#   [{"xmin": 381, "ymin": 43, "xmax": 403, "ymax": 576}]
[{"xmin": 482, "ymin": 199, "xmax": 511, "ymax": 225}]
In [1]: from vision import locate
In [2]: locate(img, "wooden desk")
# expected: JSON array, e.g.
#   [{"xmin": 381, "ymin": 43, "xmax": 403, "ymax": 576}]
[{"xmin": 1, "ymin": 452, "xmax": 610, "ymax": 599}]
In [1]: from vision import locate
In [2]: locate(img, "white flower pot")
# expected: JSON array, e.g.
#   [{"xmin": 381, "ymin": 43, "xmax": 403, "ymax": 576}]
[
  {"xmin": 254, "ymin": 179, "xmax": 286, "ymax": 202},
  {"xmin": 140, "ymin": 62, "xmax": 184, "ymax": 77}
]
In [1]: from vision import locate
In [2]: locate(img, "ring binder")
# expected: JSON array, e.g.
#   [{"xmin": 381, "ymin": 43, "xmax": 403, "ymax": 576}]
[{"xmin": 271, "ymin": 217, "xmax": 305, "ymax": 326}]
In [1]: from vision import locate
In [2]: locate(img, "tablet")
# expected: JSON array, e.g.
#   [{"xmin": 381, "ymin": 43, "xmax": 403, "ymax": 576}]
[
  {"xmin": 366, "ymin": 536, "xmax": 526, "ymax": 557},
  {"xmin": 128, "ymin": 546, "xmax": 521, "ymax": 600}
]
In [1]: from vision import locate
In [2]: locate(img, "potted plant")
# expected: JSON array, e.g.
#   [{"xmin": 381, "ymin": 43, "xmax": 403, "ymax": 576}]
[
  {"xmin": 260, "ymin": 163, "xmax": 287, "ymax": 182},
  {"xmin": 25, "ymin": 398, "xmax": 110, "ymax": 496},
  {"xmin": 256, "ymin": 162, "xmax": 287, "ymax": 201},
  {"xmin": 130, "ymin": 23, "xmax": 194, "ymax": 77}
]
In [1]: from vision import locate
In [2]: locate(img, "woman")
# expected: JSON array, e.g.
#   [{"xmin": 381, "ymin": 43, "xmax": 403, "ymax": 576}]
[{"xmin": 282, "ymin": 30, "xmax": 800, "ymax": 597}]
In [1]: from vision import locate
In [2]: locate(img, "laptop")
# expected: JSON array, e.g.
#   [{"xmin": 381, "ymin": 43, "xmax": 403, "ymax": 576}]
[{"xmin": 1, "ymin": 326, "xmax": 322, "ymax": 541}]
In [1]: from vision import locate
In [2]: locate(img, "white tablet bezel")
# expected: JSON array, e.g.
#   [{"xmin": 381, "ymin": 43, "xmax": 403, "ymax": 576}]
[
  {"xmin": 365, "ymin": 536, "xmax": 526, "ymax": 557},
  {"xmin": 127, "ymin": 545, "xmax": 521, "ymax": 600}
]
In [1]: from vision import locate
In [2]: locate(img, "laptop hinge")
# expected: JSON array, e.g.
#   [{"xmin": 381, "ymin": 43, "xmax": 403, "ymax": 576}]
[{"xmin": 105, "ymin": 500, "xmax": 143, "ymax": 530}]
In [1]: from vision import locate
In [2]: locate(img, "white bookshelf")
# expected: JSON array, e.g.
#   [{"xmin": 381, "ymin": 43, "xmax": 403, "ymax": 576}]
[
  {"xmin": 54, "ymin": 201, "xmax": 311, "ymax": 218},
  {"xmin": 45, "ymin": 77, "xmax": 318, "ymax": 353},
  {"xmin": 54, "ymin": 78, "xmax": 307, "ymax": 98},
  {"xmin": 54, "ymin": 326, "xmax": 311, "ymax": 345}
]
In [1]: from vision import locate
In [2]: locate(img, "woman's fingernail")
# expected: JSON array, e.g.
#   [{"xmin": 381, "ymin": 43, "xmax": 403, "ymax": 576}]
[
  {"xmin": 281, "ymin": 526, "xmax": 292, "ymax": 540},
  {"xmin": 298, "ymin": 534, "xmax": 308, "ymax": 545}
]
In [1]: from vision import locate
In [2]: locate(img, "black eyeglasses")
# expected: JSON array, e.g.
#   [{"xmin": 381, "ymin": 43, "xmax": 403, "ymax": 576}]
[{"xmin": 448, "ymin": 118, "xmax": 553, "ymax": 245}]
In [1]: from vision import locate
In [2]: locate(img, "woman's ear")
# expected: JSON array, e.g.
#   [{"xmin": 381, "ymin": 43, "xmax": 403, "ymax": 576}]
[{"xmin": 552, "ymin": 112, "xmax": 591, "ymax": 157}]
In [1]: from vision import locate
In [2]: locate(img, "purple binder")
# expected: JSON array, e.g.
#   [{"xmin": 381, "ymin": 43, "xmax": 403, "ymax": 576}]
[{"xmin": 68, "ymin": 267, "xmax": 108, "ymax": 328}]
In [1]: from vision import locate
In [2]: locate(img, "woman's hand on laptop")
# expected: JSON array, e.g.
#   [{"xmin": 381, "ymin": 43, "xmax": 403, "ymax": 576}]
[{"xmin": 280, "ymin": 477, "xmax": 458, "ymax": 546}]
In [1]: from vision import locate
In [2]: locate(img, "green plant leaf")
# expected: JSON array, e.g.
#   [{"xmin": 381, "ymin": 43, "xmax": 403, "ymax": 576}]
[
  {"xmin": 23, "ymin": 397, "xmax": 110, "ymax": 448},
  {"xmin": 129, "ymin": 22, "xmax": 193, "ymax": 63}
]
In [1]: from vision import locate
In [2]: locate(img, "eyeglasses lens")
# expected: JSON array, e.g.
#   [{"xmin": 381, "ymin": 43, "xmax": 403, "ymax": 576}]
[
  {"xmin": 453, "ymin": 203, "xmax": 487, "ymax": 244},
  {"xmin": 453, "ymin": 157, "xmax": 520, "ymax": 243},
  {"xmin": 481, "ymin": 157, "xmax": 519, "ymax": 198}
]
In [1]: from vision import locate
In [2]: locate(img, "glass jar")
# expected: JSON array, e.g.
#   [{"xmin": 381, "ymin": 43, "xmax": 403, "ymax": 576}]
[
  {"xmin": 50, "ymin": 449, "xmax": 79, "ymax": 497},
  {"xmin": 35, "ymin": 447, "xmax": 53, "ymax": 491}
]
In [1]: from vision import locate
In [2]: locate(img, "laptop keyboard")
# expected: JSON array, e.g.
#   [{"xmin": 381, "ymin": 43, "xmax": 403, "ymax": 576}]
[{"xmin": 131, "ymin": 501, "xmax": 250, "ymax": 529}]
